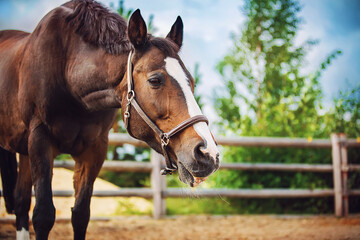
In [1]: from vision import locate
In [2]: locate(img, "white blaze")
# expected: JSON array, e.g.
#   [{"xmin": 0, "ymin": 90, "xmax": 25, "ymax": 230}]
[
  {"xmin": 16, "ymin": 228, "xmax": 30, "ymax": 240},
  {"xmin": 164, "ymin": 57, "xmax": 219, "ymax": 159}
]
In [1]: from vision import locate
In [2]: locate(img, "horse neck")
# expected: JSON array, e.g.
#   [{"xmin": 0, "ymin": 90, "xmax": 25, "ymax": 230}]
[
  {"xmin": 30, "ymin": 4, "xmax": 129, "ymax": 113},
  {"xmin": 65, "ymin": 40, "xmax": 129, "ymax": 112}
]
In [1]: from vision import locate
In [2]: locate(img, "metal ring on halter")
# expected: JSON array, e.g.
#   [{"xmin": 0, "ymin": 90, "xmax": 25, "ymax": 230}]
[
  {"xmin": 127, "ymin": 90, "xmax": 135, "ymax": 101},
  {"xmin": 160, "ymin": 133, "xmax": 170, "ymax": 146},
  {"xmin": 160, "ymin": 167, "xmax": 177, "ymax": 175}
]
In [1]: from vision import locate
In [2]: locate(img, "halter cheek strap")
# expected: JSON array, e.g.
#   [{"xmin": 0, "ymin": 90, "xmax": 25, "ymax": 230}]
[{"xmin": 123, "ymin": 51, "xmax": 209, "ymax": 175}]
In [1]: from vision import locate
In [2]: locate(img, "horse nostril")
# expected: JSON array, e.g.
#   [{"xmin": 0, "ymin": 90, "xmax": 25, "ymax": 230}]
[
  {"xmin": 189, "ymin": 141, "xmax": 220, "ymax": 177},
  {"xmin": 199, "ymin": 145, "xmax": 208, "ymax": 156},
  {"xmin": 195, "ymin": 142, "xmax": 218, "ymax": 166},
  {"xmin": 194, "ymin": 142, "xmax": 208, "ymax": 159}
]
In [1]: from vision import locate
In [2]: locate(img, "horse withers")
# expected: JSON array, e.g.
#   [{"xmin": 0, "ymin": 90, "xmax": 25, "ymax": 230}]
[{"xmin": 0, "ymin": 0, "xmax": 219, "ymax": 239}]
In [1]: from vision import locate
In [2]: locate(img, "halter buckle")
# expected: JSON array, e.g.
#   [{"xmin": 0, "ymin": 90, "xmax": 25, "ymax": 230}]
[
  {"xmin": 160, "ymin": 133, "xmax": 170, "ymax": 147},
  {"xmin": 160, "ymin": 167, "xmax": 177, "ymax": 175}
]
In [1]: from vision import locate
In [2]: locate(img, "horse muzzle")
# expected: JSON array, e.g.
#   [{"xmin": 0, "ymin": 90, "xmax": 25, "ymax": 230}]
[{"xmin": 177, "ymin": 141, "xmax": 220, "ymax": 187}]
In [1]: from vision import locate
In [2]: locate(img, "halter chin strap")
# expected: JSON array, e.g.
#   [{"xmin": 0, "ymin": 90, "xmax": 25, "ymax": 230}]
[{"xmin": 123, "ymin": 51, "xmax": 209, "ymax": 175}]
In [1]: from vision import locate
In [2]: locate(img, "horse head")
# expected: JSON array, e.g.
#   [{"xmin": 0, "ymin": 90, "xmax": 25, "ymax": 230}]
[{"xmin": 117, "ymin": 10, "xmax": 219, "ymax": 187}]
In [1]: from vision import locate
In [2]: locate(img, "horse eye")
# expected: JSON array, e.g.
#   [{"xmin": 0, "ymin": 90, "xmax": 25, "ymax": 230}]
[{"xmin": 148, "ymin": 78, "xmax": 163, "ymax": 87}]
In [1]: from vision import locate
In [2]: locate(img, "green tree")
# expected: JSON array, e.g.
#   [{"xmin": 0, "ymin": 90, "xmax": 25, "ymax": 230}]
[
  {"xmin": 326, "ymin": 86, "xmax": 360, "ymax": 137},
  {"xmin": 213, "ymin": 0, "xmax": 359, "ymax": 214},
  {"xmin": 216, "ymin": 0, "xmax": 342, "ymax": 138}
]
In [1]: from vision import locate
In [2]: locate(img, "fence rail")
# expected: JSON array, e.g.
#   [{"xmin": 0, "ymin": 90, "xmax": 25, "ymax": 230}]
[
  {"xmin": 49, "ymin": 188, "xmax": 336, "ymax": 198},
  {"xmin": 56, "ymin": 160, "xmax": 337, "ymax": 172},
  {"xmin": 54, "ymin": 160, "xmax": 153, "ymax": 172},
  {"xmin": 2, "ymin": 133, "xmax": 360, "ymax": 218},
  {"xmin": 55, "ymin": 160, "xmax": 360, "ymax": 173},
  {"xmin": 108, "ymin": 133, "xmax": 358, "ymax": 148}
]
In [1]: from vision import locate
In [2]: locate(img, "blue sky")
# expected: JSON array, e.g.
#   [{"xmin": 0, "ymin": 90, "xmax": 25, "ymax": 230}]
[{"xmin": 0, "ymin": 0, "xmax": 359, "ymax": 123}]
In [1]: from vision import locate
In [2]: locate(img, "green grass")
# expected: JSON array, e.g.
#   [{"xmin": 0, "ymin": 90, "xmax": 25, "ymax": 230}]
[
  {"xmin": 166, "ymin": 197, "xmax": 238, "ymax": 215},
  {"xmin": 113, "ymin": 198, "xmax": 152, "ymax": 216}
]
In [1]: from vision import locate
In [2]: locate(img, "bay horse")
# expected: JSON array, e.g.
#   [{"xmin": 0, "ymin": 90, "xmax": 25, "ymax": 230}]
[{"xmin": 0, "ymin": 0, "xmax": 219, "ymax": 239}]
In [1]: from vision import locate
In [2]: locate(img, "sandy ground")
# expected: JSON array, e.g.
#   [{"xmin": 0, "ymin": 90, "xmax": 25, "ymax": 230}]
[
  {"xmin": 0, "ymin": 168, "xmax": 152, "ymax": 218},
  {"xmin": 0, "ymin": 215, "xmax": 360, "ymax": 240}
]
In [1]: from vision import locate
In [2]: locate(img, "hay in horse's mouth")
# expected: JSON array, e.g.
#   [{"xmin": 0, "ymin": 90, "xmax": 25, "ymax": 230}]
[{"xmin": 192, "ymin": 176, "xmax": 208, "ymax": 187}]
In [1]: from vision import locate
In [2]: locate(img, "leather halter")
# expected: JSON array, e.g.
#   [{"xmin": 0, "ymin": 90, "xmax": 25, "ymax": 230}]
[{"xmin": 123, "ymin": 51, "xmax": 209, "ymax": 175}]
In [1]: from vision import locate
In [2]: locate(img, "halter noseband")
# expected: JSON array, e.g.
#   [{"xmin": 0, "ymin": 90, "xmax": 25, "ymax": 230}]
[{"xmin": 123, "ymin": 51, "xmax": 209, "ymax": 175}]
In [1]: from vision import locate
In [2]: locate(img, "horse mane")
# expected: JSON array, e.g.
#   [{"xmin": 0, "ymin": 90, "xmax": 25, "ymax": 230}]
[{"xmin": 64, "ymin": 0, "xmax": 131, "ymax": 55}]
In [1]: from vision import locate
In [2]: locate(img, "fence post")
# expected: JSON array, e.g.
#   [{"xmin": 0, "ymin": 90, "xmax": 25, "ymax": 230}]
[
  {"xmin": 339, "ymin": 133, "xmax": 349, "ymax": 216},
  {"xmin": 150, "ymin": 150, "xmax": 166, "ymax": 219},
  {"xmin": 331, "ymin": 133, "xmax": 343, "ymax": 217}
]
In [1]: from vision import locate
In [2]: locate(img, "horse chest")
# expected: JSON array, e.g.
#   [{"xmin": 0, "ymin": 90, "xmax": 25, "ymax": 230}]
[{"xmin": 50, "ymin": 111, "xmax": 115, "ymax": 155}]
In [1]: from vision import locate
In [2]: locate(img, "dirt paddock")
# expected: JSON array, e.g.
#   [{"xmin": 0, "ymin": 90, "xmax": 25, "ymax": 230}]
[{"xmin": 1, "ymin": 215, "xmax": 360, "ymax": 240}]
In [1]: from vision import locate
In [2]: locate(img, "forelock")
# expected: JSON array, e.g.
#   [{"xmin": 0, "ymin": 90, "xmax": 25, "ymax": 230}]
[{"xmin": 147, "ymin": 37, "xmax": 180, "ymax": 57}]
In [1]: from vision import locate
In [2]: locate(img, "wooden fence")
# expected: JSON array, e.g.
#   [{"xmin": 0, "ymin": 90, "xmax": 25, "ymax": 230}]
[{"xmin": 49, "ymin": 133, "xmax": 360, "ymax": 219}]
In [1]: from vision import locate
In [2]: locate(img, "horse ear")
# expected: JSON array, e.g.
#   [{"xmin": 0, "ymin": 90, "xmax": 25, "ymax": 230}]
[
  {"xmin": 166, "ymin": 16, "xmax": 183, "ymax": 49},
  {"xmin": 128, "ymin": 9, "xmax": 147, "ymax": 49}
]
